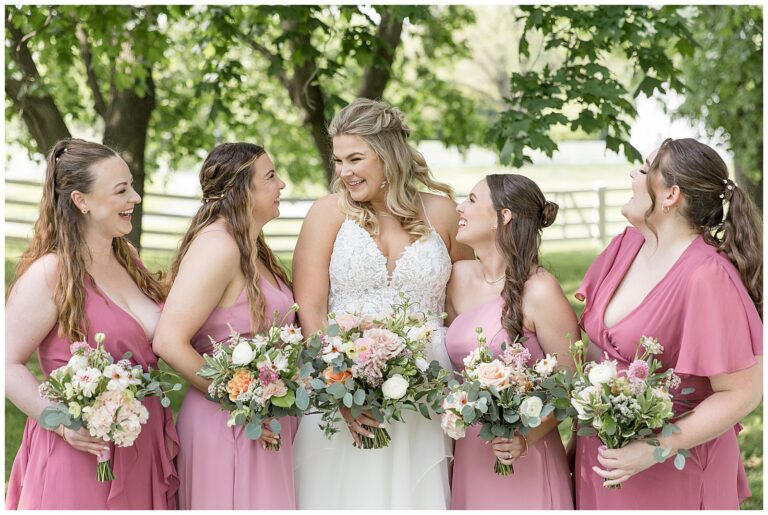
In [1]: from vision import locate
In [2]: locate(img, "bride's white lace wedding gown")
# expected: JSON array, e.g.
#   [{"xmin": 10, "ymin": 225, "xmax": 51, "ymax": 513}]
[{"xmin": 293, "ymin": 215, "xmax": 454, "ymax": 509}]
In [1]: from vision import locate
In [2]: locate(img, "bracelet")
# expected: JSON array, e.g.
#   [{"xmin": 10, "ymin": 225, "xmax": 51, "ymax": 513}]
[{"xmin": 519, "ymin": 434, "xmax": 529, "ymax": 458}]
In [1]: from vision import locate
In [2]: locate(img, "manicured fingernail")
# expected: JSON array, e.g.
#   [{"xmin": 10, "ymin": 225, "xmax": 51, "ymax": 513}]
[{"xmin": 599, "ymin": 445, "xmax": 607, "ymax": 451}]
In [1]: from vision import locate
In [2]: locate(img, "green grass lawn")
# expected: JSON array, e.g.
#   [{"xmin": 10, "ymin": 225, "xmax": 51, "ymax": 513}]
[{"xmin": 4, "ymin": 245, "xmax": 763, "ymax": 509}]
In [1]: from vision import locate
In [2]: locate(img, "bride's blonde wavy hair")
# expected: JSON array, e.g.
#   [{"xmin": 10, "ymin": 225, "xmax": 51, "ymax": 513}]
[{"xmin": 329, "ymin": 98, "xmax": 454, "ymax": 239}]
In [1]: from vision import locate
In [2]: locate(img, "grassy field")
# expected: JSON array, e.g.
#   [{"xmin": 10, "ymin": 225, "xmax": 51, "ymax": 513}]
[{"xmin": 3, "ymin": 245, "xmax": 763, "ymax": 509}]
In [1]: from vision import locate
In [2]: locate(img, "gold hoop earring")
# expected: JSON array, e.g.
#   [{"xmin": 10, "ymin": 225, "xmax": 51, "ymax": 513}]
[{"xmin": 81, "ymin": 208, "xmax": 88, "ymax": 214}]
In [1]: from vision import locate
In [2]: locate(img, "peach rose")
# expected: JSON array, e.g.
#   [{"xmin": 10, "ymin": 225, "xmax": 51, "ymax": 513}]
[
  {"xmin": 335, "ymin": 314, "xmax": 360, "ymax": 333},
  {"xmin": 226, "ymin": 369, "xmax": 254, "ymax": 402},
  {"xmin": 323, "ymin": 367, "xmax": 353, "ymax": 385},
  {"xmin": 475, "ymin": 360, "xmax": 511, "ymax": 391}
]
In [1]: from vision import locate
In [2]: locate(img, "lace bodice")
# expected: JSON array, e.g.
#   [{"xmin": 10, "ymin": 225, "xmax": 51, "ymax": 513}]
[{"xmin": 328, "ymin": 219, "xmax": 452, "ymax": 318}]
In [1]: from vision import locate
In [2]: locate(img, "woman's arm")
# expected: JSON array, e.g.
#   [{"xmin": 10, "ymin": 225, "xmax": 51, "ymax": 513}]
[
  {"xmin": 593, "ymin": 359, "xmax": 763, "ymax": 486},
  {"xmin": 5, "ymin": 254, "xmax": 108, "ymax": 455},
  {"xmin": 153, "ymin": 230, "xmax": 239, "ymax": 394},
  {"xmin": 493, "ymin": 272, "xmax": 579, "ymax": 464},
  {"xmin": 292, "ymin": 195, "xmax": 344, "ymax": 337}
]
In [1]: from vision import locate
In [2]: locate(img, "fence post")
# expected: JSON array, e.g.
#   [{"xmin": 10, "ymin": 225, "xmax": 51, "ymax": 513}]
[{"xmin": 596, "ymin": 185, "xmax": 607, "ymax": 246}]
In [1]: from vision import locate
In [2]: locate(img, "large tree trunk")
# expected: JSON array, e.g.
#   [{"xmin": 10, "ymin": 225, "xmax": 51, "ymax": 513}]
[
  {"xmin": 5, "ymin": 21, "xmax": 71, "ymax": 155},
  {"xmin": 357, "ymin": 10, "xmax": 404, "ymax": 101},
  {"xmin": 103, "ymin": 71, "xmax": 155, "ymax": 249}
]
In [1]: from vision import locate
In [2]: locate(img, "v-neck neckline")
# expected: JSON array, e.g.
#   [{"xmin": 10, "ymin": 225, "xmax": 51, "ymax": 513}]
[
  {"xmin": 601, "ymin": 233, "xmax": 700, "ymax": 332},
  {"xmin": 346, "ymin": 219, "xmax": 435, "ymax": 281},
  {"xmin": 88, "ymin": 276, "xmax": 154, "ymax": 342}
]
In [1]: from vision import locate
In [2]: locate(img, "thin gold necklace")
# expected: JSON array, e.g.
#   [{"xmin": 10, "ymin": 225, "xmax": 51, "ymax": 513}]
[{"xmin": 482, "ymin": 271, "xmax": 505, "ymax": 284}]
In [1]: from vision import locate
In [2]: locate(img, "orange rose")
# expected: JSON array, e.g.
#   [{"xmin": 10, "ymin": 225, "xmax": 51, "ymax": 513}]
[
  {"xmin": 226, "ymin": 369, "xmax": 254, "ymax": 402},
  {"xmin": 323, "ymin": 367, "xmax": 352, "ymax": 385}
]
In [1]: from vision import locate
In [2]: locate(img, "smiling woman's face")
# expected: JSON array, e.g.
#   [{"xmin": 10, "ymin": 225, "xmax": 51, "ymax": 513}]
[{"xmin": 333, "ymin": 134, "xmax": 387, "ymax": 203}]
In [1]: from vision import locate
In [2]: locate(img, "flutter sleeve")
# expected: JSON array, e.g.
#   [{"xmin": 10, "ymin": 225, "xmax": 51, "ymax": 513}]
[{"xmin": 674, "ymin": 259, "xmax": 762, "ymax": 377}]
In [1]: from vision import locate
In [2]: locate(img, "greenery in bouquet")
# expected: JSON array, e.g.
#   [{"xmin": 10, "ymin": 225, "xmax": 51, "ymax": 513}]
[
  {"xmin": 440, "ymin": 327, "xmax": 564, "ymax": 475},
  {"xmin": 563, "ymin": 336, "xmax": 694, "ymax": 488},
  {"xmin": 305, "ymin": 296, "xmax": 451, "ymax": 449},
  {"xmin": 197, "ymin": 304, "xmax": 314, "ymax": 450},
  {"xmin": 38, "ymin": 332, "xmax": 182, "ymax": 481}
]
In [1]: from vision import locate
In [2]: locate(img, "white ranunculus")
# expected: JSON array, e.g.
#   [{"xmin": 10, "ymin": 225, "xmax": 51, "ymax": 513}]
[
  {"xmin": 519, "ymin": 396, "xmax": 544, "ymax": 419},
  {"xmin": 67, "ymin": 354, "xmax": 90, "ymax": 373},
  {"xmin": 231, "ymin": 340, "xmax": 256, "ymax": 365},
  {"xmin": 415, "ymin": 357, "xmax": 430, "ymax": 372},
  {"xmin": 588, "ymin": 361, "xmax": 617, "ymax": 386},
  {"xmin": 533, "ymin": 354, "xmax": 557, "ymax": 377},
  {"xmin": 382, "ymin": 374, "xmax": 409, "ymax": 400}
]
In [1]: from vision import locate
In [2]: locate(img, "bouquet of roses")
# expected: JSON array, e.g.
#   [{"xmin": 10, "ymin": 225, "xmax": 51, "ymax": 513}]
[
  {"xmin": 38, "ymin": 332, "xmax": 181, "ymax": 481},
  {"xmin": 197, "ymin": 304, "xmax": 313, "ymax": 450},
  {"xmin": 565, "ymin": 336, "xmax": 694, "ymax": 488},
  {"xmin": 305, "ymin": 296, "xmax": 451, "ymax": 449},
  {"xmin": 440, "ymin": 327, "xmax": 564, "ymax": 476}
]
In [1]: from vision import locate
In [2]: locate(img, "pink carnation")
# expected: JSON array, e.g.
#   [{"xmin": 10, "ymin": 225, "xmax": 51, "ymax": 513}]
[
  {"xmin": 259, "ymin": 367, "xmax": 279, "ymax": 385},
  {"xmin": 262, "ymin": 380, "xmax": 288, "ymax": 400},
  {"xmin": 70, "ymin": 341, "xmax": 93, "ymax": 355},
  {"xmin": 627, "ymin": 360, "xmax": 649, "ymax": 380}
]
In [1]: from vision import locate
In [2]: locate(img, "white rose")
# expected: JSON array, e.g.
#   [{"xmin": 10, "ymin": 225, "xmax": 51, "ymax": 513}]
[
  {"xmin": 382, "ymin": 374, "xmax": 409, "ymax": 400},
  {"xmin": 231, "ymin": 340, "xmax": 256, "ymax": 365},
  {"xmin": 519, "ymin": 396, "xmax": 544, "ymax": 419},
  {"xmin": 67, "ymin": 354, "xmax": 90, "ymax": 373},
  {"xmin": 588, "ymin": 361, "xmax": 617, "ymax": 386},
  {"xmin": 415, "ymin": 357, "xmax": 429, "ymax": 372}
]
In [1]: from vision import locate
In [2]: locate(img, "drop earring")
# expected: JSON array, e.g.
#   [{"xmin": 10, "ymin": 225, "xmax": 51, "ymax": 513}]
[{"xmin": 380, "ymin": 180, "xmax": 388, "ymax": 189}]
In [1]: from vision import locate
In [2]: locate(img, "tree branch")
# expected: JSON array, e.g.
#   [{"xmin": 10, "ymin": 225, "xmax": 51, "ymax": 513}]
[
  {"xmin": 5, "ymin": 17, "xmax": 70, "ymax": 154},
  {"xmin": 357, "ymin": 8, "xmax": 404, "ymax": 100},
  {"xmin": 245, "ymin": 37, "xmax": 290, "ymax": 91},
  {"xmin": 75, "ymin": 23, "xmax": 107, "ymax": 118}
]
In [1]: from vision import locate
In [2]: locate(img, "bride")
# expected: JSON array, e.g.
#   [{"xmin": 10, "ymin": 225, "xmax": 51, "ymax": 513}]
[{"xmin": 291, "ymin": 98, "xmax": 472, "ymax": 509}]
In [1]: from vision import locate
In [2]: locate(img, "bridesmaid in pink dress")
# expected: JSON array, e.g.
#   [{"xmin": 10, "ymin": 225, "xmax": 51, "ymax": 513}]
[
  {"xmin": 572, "ymin": 138, "xmax": 763, "ymax": 509},
  {"xmin": 445, "ymin": 174, "xmax": 577, "ymax": 509},
  {"xmin": 6, "ymin": 139, "xmax": 179, "ymax": 509},
  {"xmin": 153, "ymin": 142, "xmax": 297, "ymax": 509}
]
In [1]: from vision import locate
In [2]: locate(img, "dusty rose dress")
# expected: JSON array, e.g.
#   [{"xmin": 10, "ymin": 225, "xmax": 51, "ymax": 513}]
[
  {"xmin": 176, "ymin": 275, "xmax": 297, "ymax": 509},
  {"xmin": 446, "ymin": 296, "xmax": 574, "ymax": 510},
  {"xmin": 574, "ymin": 227, "xmax": 762, "ymax": 509},
  {"xmin": 6, "ymin": 276, "xmax": 180, "ymax": 510}
]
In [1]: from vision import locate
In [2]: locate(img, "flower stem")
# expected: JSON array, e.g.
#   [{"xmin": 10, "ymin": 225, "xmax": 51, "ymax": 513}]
[
  {"xmin": 357, "ymin": 426, "xmax": 391, "ymax": 449},
  {"xmin": 494, "ymin": 458, "xmax": 514, "ymax": 476},
  {"xmin": 97, "ymin": 461, "xmax": 115, "ymax": 482}
]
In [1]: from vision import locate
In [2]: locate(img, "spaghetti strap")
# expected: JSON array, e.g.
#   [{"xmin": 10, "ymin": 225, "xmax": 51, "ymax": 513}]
[{"xmin": 419, "ymin": 193, "xmax": 433, "ymax": 229}]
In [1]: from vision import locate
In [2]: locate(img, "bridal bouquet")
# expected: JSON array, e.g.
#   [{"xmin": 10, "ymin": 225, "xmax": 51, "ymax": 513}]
[
  {"xmin": 305, "ymin": 296, "xmax": 450, "ymax": 449},
  {"xmin": 440, "ymin": 327, "xmax": 564, "ymax": 476},
  {"xmin": 566, "ymin": 336, "xmax": 693, "ymax": 488},
  {"xmin": 38, "ymin": 332, "xmax": 181, "ymax": 481},
  {"xmin": 197, "ymin": 304, "xmax": 313, "ymax": 450}
]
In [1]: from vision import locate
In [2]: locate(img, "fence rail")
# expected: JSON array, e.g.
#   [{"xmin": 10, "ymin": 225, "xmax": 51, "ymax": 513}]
[{"xmin": 5, "ymin": 178, "xmax": 631, "ymax": 257}]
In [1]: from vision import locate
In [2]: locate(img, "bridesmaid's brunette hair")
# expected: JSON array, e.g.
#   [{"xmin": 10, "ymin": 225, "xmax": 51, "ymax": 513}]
[
  {"xmin": 13, "ymin": 138, "xmax": 164, "ymax": 342},
  {"xmin": 167, "ymin": 142, "xmax": 289, "ymax": 332},
  {"xmin": 486, "ymin": 174, "xmax": 559, "ymax": 338},
  {"xmin": 329, "ymin": 98, "xmax": 454, "ymax": 239},
  {"xmin": 645, "ymin": 138, "xmax": 762, "ymax": 315}
]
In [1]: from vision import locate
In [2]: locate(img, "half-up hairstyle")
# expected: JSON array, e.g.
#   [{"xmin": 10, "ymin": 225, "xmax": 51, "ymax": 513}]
[
  {"xmin": 644, "ymin": 137, "xmax": 762, "ymax": 315},
  {"xmin": 487, "ymin": 174, "xmax": 559, "ymax": 338},
  {"xmin": 13, "ymin": 138, "xmax": 165, "ymax": 342},
  {"xmin": 167, "ymin": 143, "xmax": 289, "ymax": 333},
  {"xmin": 329, "ymin": 98, "xmax": 454, "ymax": 239}
]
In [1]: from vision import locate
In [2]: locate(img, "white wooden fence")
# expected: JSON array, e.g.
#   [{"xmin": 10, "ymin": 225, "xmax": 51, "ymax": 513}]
[{"xmin": 5, "ymin": 179, "xmax": 631, "ymax": 258}]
